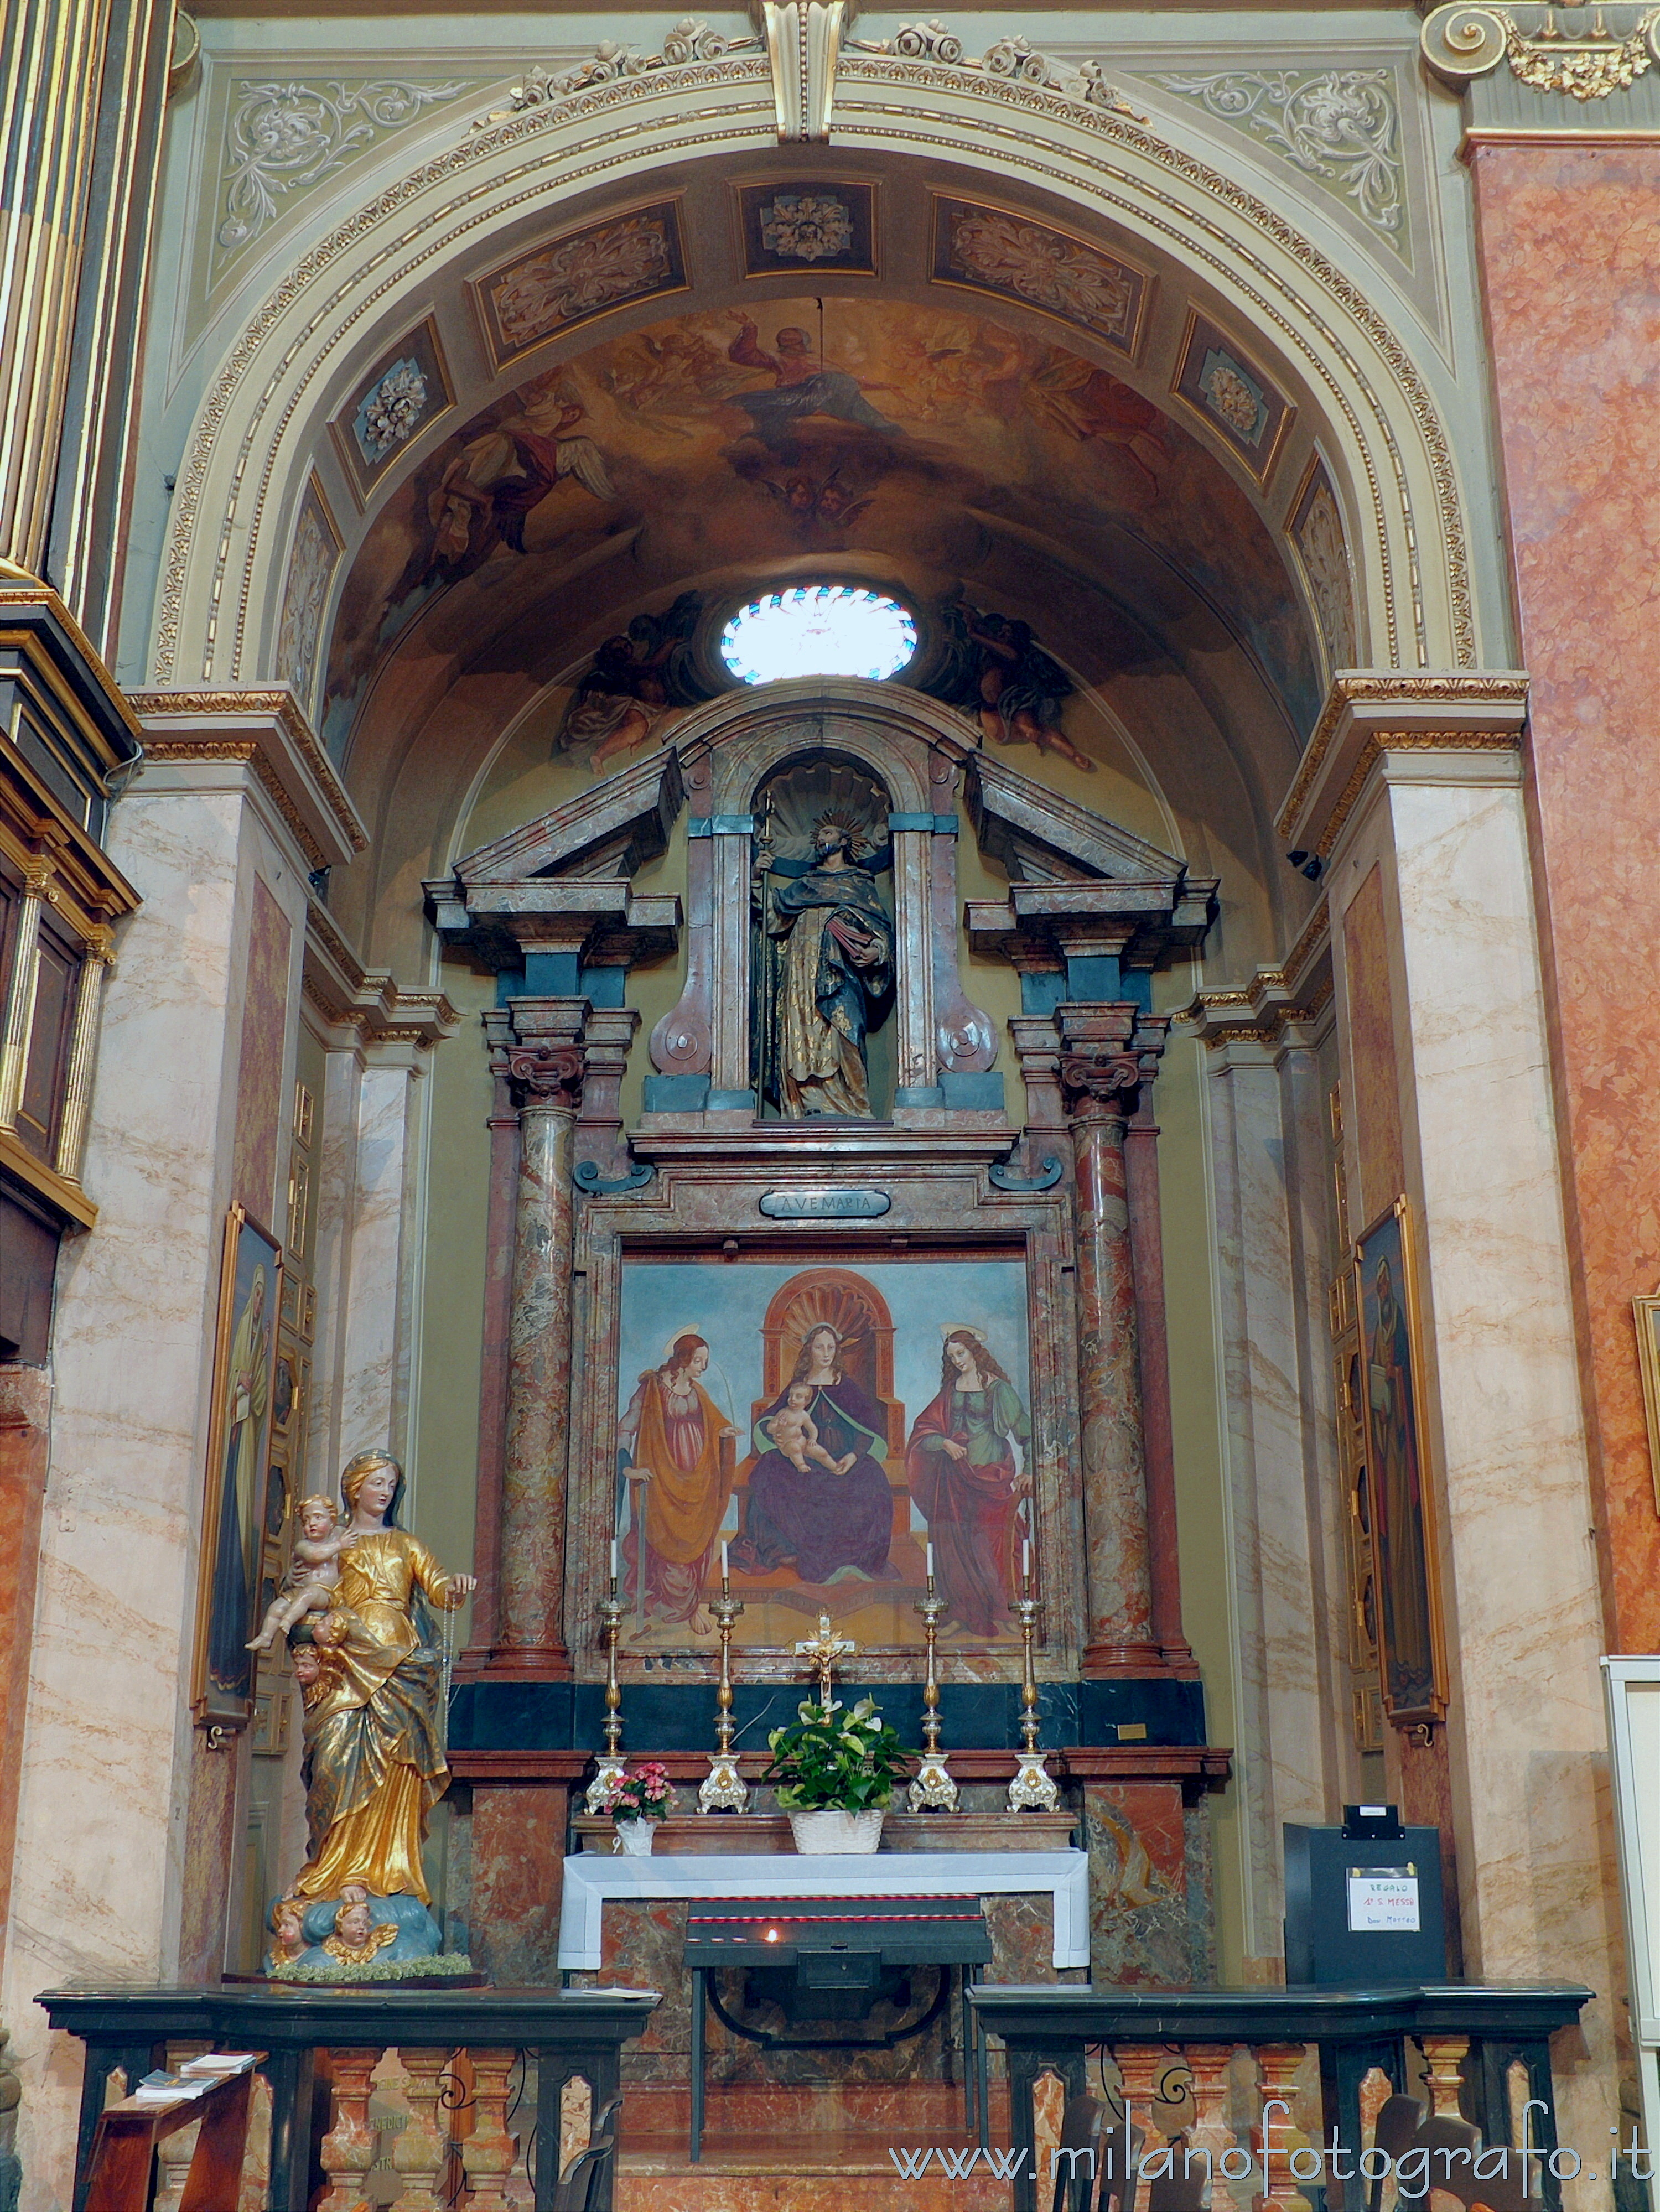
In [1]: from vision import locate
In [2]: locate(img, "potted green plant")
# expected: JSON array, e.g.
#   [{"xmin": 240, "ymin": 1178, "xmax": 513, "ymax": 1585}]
[
  {"xmin": 764, "ymin": 1696, "xmax": 911, "ymax": 1853},
  {"xmin": 596, "ymin": 1761, "xmax": 672, "ymax": 1855}
]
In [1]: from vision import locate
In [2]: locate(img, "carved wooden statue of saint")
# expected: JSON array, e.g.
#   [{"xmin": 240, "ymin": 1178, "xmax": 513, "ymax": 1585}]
[{"xmin": 753, "ymin": 800, "xmax": 894, "ymax": 1117}]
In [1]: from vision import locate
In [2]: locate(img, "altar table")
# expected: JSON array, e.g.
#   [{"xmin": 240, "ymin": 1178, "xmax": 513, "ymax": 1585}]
[{"xmin": 556, "ymin": 1848, "xmax": 1092, "ymax": 1970}]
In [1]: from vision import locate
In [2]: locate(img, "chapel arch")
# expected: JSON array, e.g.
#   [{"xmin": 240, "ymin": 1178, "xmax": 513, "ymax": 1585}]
[{"xmin": 148, "ymin": 61, "xmax": 1480, "ymax": 728}]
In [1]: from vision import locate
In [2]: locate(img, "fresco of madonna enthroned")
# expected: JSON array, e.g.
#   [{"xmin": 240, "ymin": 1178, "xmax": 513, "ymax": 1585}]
[{"xmin": 613, "ymin": 1258, "xmax": 1033, "ymax": 1654}]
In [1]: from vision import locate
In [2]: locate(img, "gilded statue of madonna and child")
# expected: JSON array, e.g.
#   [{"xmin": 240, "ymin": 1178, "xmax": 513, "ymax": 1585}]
[{"xmin": 260, "ymin": 1450, "xmax": 478, "ymax": 1979}]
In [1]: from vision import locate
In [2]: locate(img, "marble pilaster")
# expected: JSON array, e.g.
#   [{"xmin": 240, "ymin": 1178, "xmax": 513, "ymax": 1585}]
[
  {"xmin": 0, "ymin": 690, "xmax": 361, "ymax": 2208},
  {"xmin": 300, "ymin": 910, "xmax": 459, "ymax": 1491},
  {"xmin": 1059, "ymin": 1007, "xmax": 1156, "ymax": 1674},
  {"xmin": 492, "ymin": 996, "xmax": 586, "ymax": 1678},
  {"xmin": 1288, "ymin": 685, "xmax": 1621, "ymax": 2182},
  {"xmin": 1191, "ymin": 1014, "xmax": 1349, "ymax": 1967}
]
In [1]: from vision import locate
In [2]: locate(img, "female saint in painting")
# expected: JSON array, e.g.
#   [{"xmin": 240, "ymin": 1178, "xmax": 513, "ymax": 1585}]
[
  {"xmin": 734, "ymin": 1323, "xmax": 896, "ymax": 1583},
  {"xmin": 290, "ymin": 1451, "xmax": 475, "ymax": 1908},
  {"xmin": 619, "ymin": 1333, "xmax": 740, "ymax": 1628},
  {"xmin": 905, "ymin": 1326, "xmax": 1031, "ymax": 1637}
]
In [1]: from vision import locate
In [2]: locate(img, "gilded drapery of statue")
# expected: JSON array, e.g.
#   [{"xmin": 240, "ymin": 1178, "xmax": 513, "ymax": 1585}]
[{"xmin": 290, "ymin": 1452, "xmax": 474, "ymax": 1906}]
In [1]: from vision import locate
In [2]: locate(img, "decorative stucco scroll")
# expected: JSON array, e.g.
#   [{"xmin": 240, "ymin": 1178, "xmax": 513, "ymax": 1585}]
[{"xmin": 1151, "ymin": 69, "xmax": 1404, "ymax": 248}]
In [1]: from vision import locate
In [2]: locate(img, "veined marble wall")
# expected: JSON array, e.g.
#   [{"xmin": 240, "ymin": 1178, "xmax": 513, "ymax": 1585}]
[
  {"xmin": 0, "ymin": 753, "xmax": 312, "ymax": 2199},
  {"xmin": 1327, "ymin": 744, "xmax": 1622, "ymax": 2184},
  {"xmin": 1471, "ymin": 142, "xmax": 1660, "ymax": 1662}
]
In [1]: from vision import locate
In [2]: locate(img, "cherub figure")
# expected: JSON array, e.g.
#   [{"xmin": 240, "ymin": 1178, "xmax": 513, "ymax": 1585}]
[
  {"xmin": 323, "ymin": 1888, "xmax": 398, "ymax": 1967},
  {"xmin": 267, "ymin": 1895, "xmax": 307, "ymax": 1969},
  {"xmin": 288, "ymin": 1633, "xmax": 344, "ymax": 1713},
  {"xmin": 247, "ymin": 1497, "xmax": 357, "ymax": 1651},
  {"xmin": 762, "ymin": 1382, "xmax": 856, "ymax": 1478}
]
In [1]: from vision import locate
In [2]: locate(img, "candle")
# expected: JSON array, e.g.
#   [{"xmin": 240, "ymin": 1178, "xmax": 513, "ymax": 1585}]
[
  {"xmin": 721, "ymin": 1539, "xmax": 730, "ymax": 1586},
  {"xmin": 926, "ymin": 1541, "xmax": 935, "ymax": 1582},
  {"xmin": 1022, "ymin": 1539, "xmax": 1031, "ymax": 1585},
  {"xmin": 609, "ymin": 1538, "xmax": 618, "ymax": 1583}
]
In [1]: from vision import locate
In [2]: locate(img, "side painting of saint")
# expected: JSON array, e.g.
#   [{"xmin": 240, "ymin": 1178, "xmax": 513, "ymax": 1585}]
[
  {"xmin": 1353, "ymin": 1198, "xmax": 1446, "ymax": 1724},
  {"xmin": 618, "ymin": 1332, "xmax": 739, "ymax": 1632},
  {"xmin": 193, "ymin": 1204, "xmax": 282, "ymax": 1726},
  {"xmin": 905, "ymin": 1327, "xmax": 1031, "ymax": 1638}
]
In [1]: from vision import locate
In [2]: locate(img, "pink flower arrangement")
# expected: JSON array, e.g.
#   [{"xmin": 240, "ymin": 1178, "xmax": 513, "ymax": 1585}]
[{"xmin": 601, "ymin": 1761, "xmax": 673, "ymax": 1823}]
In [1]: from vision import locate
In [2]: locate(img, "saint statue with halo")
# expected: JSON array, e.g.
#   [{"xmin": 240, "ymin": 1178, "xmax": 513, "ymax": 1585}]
[{"xmin": 753, "ymin": 807, "xmax": 895, "ymax": 1117}]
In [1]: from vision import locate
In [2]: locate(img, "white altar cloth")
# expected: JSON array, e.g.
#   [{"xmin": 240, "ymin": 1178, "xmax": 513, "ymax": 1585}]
[{"xmin": 557, "ymin": 1849, "xmax": 1090, "ymax": 1970}]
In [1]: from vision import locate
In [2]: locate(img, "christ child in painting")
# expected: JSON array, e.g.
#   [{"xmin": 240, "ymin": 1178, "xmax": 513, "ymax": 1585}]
[
  {"xmin": 247, "ymin": 1497, "xmax": 357, "ymax": 1651},
  {"xmin": 763, "ymin": 1382, "xmax": 854, "ymax": 1478}
]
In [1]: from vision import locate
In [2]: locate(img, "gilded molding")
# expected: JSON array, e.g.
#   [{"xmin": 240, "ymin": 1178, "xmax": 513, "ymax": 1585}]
[
  {"xmin": 1280, "ymin": 895, "xmax": 1331, "ymax": 996},
  {"xmin": 154, "ymin": 49, "xmax": 1475, "ymax": 695},
  {"xmin": 300, "ymin": 910, "xmax": 459, "ymax": 1053},
  {"xmin": 1423, "ymin": 1, "xmax": 1660, "ymax": 99},
  {"xmin": 1274, "ymin": 672, "xmax": 1528, "ymax": 843},
  {"xmin": 139, "ymin": 737, "xmax": 334, "ymax": 870},
  {"xmin": 1313, "ymin": 729, "xmax": 1521, "ymax": 860},
  {"xmin": 127, "ymin": 687, "xmax": 369, "ymax": 862},
  {"xmin": 1176, "ymin": 965, "xmax": 1334, "ymax": 1048}
]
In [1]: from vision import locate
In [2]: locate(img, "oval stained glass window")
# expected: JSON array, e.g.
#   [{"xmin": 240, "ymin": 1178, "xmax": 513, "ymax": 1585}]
[{"xmin": 719, "ymin": 585, "xmax": 917, "ymax": 686}]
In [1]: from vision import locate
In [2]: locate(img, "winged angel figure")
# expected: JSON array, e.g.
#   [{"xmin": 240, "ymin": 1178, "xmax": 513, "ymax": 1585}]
[{"xmin": 404, "ymin": 372, "xmax": 616, "ymax": 593}]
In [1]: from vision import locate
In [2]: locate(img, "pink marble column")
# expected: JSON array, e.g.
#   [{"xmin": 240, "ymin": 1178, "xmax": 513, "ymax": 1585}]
[
  {"xmin": 1061, "ymin": 1010, "xmax": 1159, "ymax": 1675},
  {"xmin": 1122, "ymin": 1014, "xmax": 1195, "ymax": 1677},
  {"xmin": 1470, "ymin": 141, "xmax": 1660, "ymax": 1653},
  {"xmin": 0, "ymin": 1363, "xmax": 50, "ymax": 1971},
  {"xmin": 460, "ymin": 1011, "xmax": 518, "ymax": 1672},
  {"xmin": 490, "ymin": 1003, "xmax": 585, "ymax": 1679}
]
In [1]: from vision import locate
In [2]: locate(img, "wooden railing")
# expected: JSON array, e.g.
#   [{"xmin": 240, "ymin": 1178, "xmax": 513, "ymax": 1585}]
[
  {"xmin": 967, "ymin": 1982, "xmax": 1594, "ymax": 2212},
  {"xmin": 39, "ymin": 1984, "xmax": 658, "ymax": 2212}
]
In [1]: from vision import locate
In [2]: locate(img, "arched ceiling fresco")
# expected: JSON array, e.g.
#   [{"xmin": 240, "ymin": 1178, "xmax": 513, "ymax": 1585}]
[{"xmin": 321, "ymin": 288, "xmax": 1321, "ymax": 773}]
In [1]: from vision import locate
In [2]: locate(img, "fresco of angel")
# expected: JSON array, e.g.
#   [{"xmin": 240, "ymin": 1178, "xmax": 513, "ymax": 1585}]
[{"xmin": 397, "ymin": 373, "xmax": 615, "ymax": 595}]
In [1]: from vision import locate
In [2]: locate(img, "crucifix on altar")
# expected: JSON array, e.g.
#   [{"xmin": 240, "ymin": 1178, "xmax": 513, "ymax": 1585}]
[{"xmin": 795, "ymin": 1613, "xmax": 854, "ymax": 1706}]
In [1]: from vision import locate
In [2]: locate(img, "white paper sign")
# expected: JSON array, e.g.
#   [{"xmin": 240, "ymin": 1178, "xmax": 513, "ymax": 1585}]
[{"xmin": 1347, "ymin": 1867, "xmax": 1420, "ymax": 1932}]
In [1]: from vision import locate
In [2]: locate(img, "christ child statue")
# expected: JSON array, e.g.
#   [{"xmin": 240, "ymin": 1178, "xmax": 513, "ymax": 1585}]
[{"xmin": 247, "ymin": 1496, "xmax": 357, "ymax": 1650}]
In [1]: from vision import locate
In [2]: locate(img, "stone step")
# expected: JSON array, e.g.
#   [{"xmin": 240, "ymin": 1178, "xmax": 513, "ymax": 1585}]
[{"xmin": 617, "ymin": 2153, "xmax": 1011, "ymax": 2212}]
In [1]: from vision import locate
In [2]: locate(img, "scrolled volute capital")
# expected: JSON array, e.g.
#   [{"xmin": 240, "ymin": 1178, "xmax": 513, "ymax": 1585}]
[
  {"xmin": 1059, "ymin": 1050, "xmax": 1143, "ymax": 1121},
  {"xmin": 507, "ymin": 1042, "xmax": 585, "ymax": 1109},
  {"xmin": 1420, "ymin": 2, "xmax": 1508, "ymax": 84}
]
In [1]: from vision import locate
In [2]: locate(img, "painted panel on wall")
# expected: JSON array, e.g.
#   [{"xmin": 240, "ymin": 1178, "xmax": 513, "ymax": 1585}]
[
  {"xmin": 1341, "ymin": 861, "xmax": 1405, "ymax": 1228},
  {"xmin": 471, "ymin": 199, "xmax": 690, "ymax": 368},
  {"xmin": 614, "ymin": 1256, "xmax": 1032, "ymax": 1654},
  {"xmin": 231, "ymin": 875, "xmax": 293, "ymax": 1226},
  {"xmin": 930, "ymin": 195, "xmax": 1150, "ymax": 356}
]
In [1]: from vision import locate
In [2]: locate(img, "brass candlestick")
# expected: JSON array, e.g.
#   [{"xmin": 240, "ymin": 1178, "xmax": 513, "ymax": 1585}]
[
  {"xmin": 1008, "ymin": 1574, "xmax": 1059, "ymax": 1813},
  {"xmin": 699, "ymin": 1581, "xmax": 749, "ymax": 1811},
  {"xmin": 908, "ymin": 1568, "xmax": 958, "ymax": 1812},
  {"xmin": 585, "ymin": 1578, "xmax": 628, "ymax": 1814}
]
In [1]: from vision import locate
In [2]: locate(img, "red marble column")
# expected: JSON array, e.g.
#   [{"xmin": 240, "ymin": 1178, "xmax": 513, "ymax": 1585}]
[
  {"xmin": 1470, "ymin": 142, "xmax": 1660, "ymax": 1648},
  {"xmin": 0, "ymin": 1363, "xmax": 50, "ymax": 1971},
  {"xmin": 460, "ymin": 1012, "xmax": 518, "ymax": 1673},
  {"xmin": 1122, "ymin": 1016, "xmax": 1195, "ymax": 1677},
  {"xmin": 1061, "ymin": 1012, "xmax": 1159, "ymax": 1675},
  {"xmin": 489, "ymin": 1003, "xmax": 585, "ymax": 1679}
]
